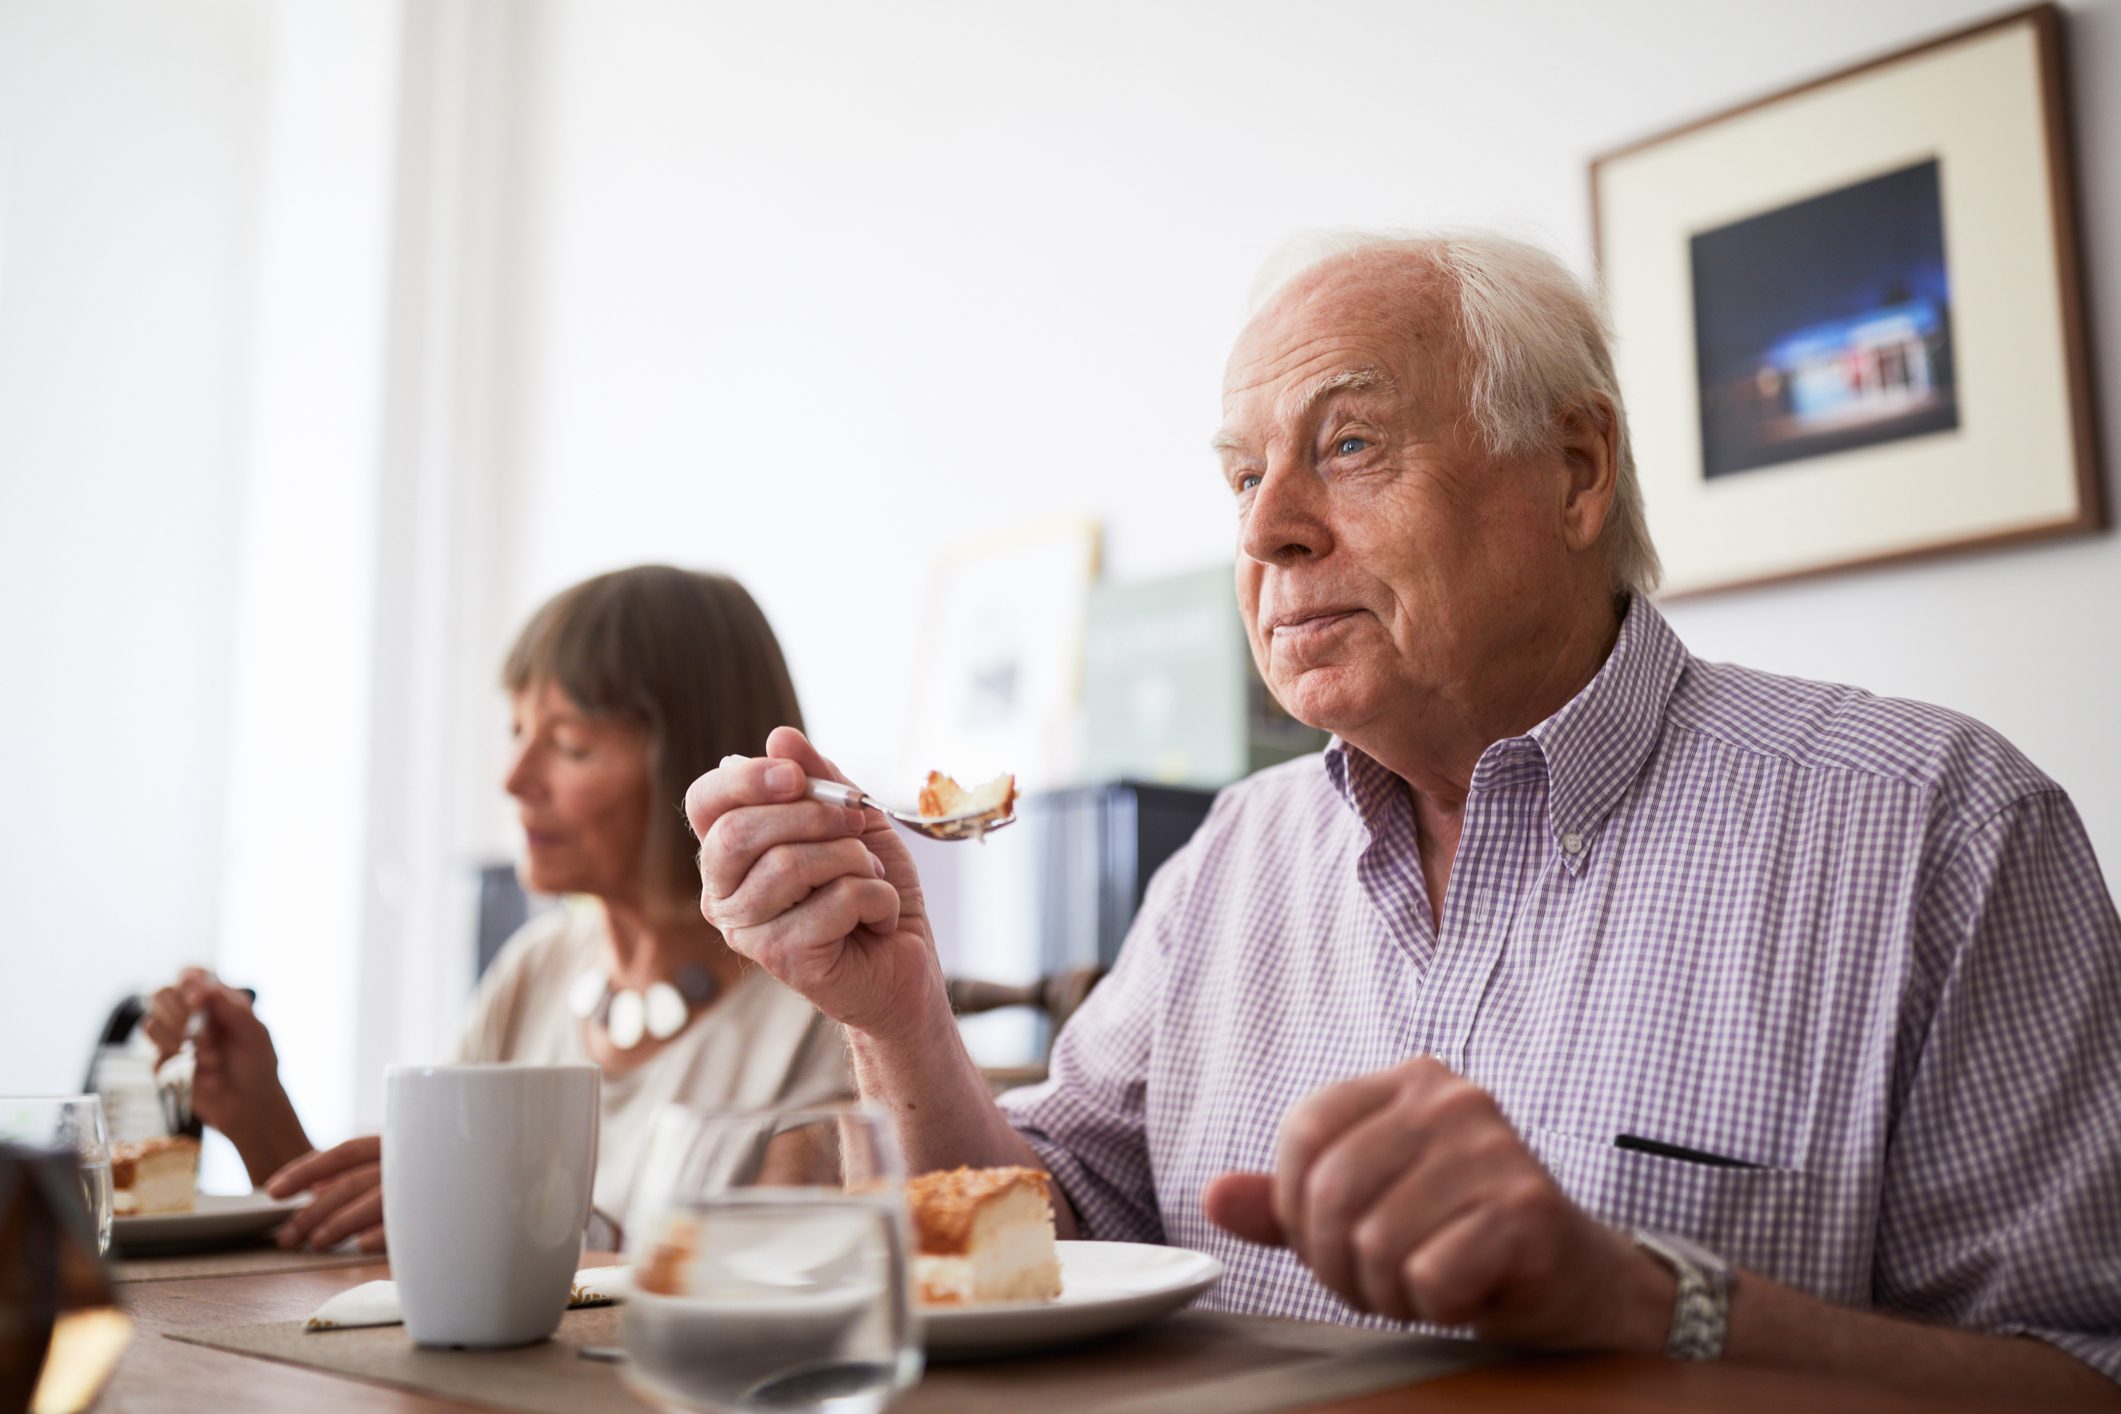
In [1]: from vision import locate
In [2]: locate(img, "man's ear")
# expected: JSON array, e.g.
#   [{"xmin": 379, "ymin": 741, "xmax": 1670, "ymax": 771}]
[{"xmin": 1554, "ymin": 393, "xmax": 1620, "ymax": 554}]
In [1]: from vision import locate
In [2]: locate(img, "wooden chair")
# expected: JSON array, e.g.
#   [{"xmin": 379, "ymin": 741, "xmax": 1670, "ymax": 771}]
[{"xmin": 944, "ymin": 967, "xmax": 1106, "ymax": 1092}]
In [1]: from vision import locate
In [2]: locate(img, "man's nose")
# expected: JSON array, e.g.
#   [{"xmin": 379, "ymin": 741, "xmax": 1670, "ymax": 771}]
[{"xmin": 1240, "ymin": 460, "xmax": 1327, "ymax": 566}]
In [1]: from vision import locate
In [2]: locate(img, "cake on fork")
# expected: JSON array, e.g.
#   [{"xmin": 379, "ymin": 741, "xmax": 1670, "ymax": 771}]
[{"xmin": 916, "ymin": 772, "xmax": 1017, "ymax": 837}]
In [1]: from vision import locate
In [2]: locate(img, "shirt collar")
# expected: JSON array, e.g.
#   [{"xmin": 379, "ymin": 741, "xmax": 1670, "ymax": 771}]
[
  {"xmin": 1322, "ymin": 597, "xmax": 1686, "ymax": 873},
  {"xmin": 1524, "ymin": 595, "xmax": 1686, "ymax": 873},
  {"xmin": 1324, "ymin": 733, "xmax": 1403, "ymax": 837}
]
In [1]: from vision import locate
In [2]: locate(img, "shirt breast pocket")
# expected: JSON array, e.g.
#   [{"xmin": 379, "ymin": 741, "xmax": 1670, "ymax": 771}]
[{"xmin": 1522, "ymin": 1125, "xmax": 1816, "ymax": 1284}]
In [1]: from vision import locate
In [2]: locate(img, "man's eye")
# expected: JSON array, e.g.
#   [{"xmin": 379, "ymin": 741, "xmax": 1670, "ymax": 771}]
[
  {"xmin": 1335, "ymin": 436, "xmax": 1367, "ymax": 456},
  {"xmin": 1238, "ymin": 473, "xmax": 1263, "ymax": 493}
]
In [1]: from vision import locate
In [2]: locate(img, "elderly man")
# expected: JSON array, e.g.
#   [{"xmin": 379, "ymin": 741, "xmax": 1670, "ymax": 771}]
[{"xmin": 688, "ymin": 234, "xmax": 2121, "ymax": 1399}]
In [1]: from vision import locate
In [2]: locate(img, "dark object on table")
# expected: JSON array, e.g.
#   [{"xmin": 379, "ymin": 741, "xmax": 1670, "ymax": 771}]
[{"xmin": 0, "ymin": 1143, "xmax": 126, "ymax": 1412}]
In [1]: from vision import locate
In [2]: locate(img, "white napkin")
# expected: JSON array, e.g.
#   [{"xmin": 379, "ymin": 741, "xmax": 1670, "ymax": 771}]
[{"xmin": 304, "ymin": 1266, "xmax": 630, "ymax": 1332}]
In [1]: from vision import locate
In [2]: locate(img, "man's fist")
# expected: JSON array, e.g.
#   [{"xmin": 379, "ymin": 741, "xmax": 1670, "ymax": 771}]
[{"xmin": 1204, "ymin": 1057, "xmax": 1672, "ymax": 1350}]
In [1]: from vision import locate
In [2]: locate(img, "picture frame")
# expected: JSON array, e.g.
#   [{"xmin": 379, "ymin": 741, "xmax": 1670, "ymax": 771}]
[
  {"xmin": 1590, "ymin": 3, "xmax": 2102, "ymax": 598},
  {"xmin": 898, "ymin": 516, "xmax": 1102, "ymax": 797}
]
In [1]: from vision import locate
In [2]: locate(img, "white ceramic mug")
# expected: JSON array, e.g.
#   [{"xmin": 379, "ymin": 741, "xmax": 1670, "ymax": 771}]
[{"xmin": 382, "ymin": 1064, "xmax": 600, "ymax": 1347}]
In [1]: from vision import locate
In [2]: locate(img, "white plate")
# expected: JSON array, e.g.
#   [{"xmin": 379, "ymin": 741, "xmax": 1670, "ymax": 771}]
[
  {"xmin": 921, "ymin": 1241, "xmax": 1222, "ymax": 1358},
  {"xmin": 111, "ymin": 1192, "xmax": 301, "ymax": 1254}
]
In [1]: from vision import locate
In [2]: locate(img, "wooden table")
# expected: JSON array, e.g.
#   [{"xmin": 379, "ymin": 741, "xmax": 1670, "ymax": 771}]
[{"xmin": 99, "ymin": 1253, "xmax": 2075, "ymax": 1412}]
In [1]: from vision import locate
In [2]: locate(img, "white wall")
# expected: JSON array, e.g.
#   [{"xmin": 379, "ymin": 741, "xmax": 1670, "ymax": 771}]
[
  {"xmin": 0, "ymin": 0, "xmax": 482, "ymax": 1162},
  {"xmin": 0, "ymin": 0, "xmax": 264, "ymax": 1094},
  {"xmin": 214, "ymin": 0, "xmax": 407, "ymax": 1157},
  {"xmin": 494, "ymin": 0, "xmax": 2121, "ymax": 879}
]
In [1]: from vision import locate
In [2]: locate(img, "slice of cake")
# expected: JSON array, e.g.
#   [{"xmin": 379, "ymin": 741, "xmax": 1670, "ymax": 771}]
[
  {"xmin": 110, "ymin": 1135, "xmax": 199, "ymax": 1216},
  {"xmin": 633, "ymin": 1213, "xmax": 699, "ymax": 1296},
  {"xmin": 907, "ymin": 1166, "xmax": 1061, "ymax": 1306},
  {"xmin": 916, "ymin": 771, "xmax": 1017, "ymax": 838}
]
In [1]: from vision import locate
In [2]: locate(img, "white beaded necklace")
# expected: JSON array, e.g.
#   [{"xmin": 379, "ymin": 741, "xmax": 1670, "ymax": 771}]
[{"xmin": 567, "ymin": 963, "xmax": 718, "ymax": 1049}]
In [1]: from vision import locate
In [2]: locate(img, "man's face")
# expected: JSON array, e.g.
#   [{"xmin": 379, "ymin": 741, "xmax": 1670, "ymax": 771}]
[{"xmin": 1215, "ymin": 257, "xmax": 1582, "ymax": 743}]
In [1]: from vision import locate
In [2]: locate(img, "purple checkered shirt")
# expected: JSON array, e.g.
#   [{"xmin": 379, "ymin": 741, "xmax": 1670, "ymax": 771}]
[{"xmin": 999, "ymin": 598, "xmax": 2121, "ymax": 1380}]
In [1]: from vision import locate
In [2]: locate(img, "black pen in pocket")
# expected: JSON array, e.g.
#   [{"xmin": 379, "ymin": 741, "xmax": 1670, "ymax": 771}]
[{"xmin": 1614, "ymin": 1133, "xmax": 1762, "ymax": 1170}]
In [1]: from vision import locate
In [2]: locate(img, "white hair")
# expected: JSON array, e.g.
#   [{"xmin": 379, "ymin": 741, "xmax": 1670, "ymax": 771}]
[{"xmin": 1249, "ymin": 229, "xmax": 1663, "ymax": 598}]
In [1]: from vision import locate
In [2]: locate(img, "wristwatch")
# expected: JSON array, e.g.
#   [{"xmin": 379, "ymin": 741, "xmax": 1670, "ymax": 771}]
[{"xmin": 1632, "ymin": 1229, "xmax": 1732, "ymax": 1361}]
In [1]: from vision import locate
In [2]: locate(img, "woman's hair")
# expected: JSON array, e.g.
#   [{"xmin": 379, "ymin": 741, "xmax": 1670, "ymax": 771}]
[{"xmin": 502, "ymin": 565, "xmax": 804, "ymax": 905}]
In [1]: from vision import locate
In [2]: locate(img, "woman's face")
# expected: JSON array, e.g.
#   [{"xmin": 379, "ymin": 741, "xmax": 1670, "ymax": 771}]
[{"xmin": 504, "ymin": 680, "xmax": 655, "ymax": 903}]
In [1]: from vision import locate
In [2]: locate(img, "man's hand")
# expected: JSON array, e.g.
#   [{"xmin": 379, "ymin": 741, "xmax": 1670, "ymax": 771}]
[
  {"xmin": 266, "ymin": 1136, "xmax": 386, "ymax": 1252},
  {"xmin": 689, "ymin": 726, "xmax": 1081, "ymax": 1219},
  {"xmin": 1203, "ymin": 1057, "xmax": 1673, "ymax": 1350},
  {"xmin": 686, "ymin": 726, "xmax": 948, "ymax": 1039}
]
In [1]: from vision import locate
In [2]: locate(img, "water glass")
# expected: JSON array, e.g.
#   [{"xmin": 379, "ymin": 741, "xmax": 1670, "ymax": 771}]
[
  {"xmin": 622, "ymin": 1103, "xmax": 921, "ymax": 1414},
  {"xmin": 0, "ymin": 1095, "xmax": 113, "ymax": 1256}
]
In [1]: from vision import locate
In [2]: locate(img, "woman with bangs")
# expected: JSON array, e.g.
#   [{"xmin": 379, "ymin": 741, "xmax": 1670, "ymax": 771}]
[{"xmin": 144, "ymin": 566, "xmax": 850, "ymax": 1248}]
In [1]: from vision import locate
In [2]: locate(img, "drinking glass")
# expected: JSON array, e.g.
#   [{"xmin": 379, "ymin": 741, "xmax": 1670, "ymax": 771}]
[
  {"xmin": 622, "ymin": 1103, "xmax": 921, "ymax": 1414},
  {"xmin": 0, "ymin": 1095, "xmax": 113, "ymax": 1256}
]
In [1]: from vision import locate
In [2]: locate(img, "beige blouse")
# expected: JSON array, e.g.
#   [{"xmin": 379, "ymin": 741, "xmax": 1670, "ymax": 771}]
[{"xmin": 450, "ymin": 902, "xmax": 853, "ymax": 1226}]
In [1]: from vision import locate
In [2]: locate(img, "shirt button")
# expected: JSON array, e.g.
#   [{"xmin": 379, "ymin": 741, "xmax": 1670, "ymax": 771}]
[{"xmin": 1561, "ymin": 831, "xmax": 1585, "ymax": 856}]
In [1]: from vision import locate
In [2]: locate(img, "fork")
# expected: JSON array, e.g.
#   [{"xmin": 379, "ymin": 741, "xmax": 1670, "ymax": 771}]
[
  {"xmin": 805, "ymin": 778, "xmax": 1016, "ymax": 842},
  {"xmin": 155, "ymin": 1032, "xmax": 199, "ymax": 1135}
]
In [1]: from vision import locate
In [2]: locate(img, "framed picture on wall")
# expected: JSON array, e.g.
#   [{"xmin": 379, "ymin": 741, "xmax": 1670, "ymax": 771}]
[
  {"xmin": 899, "ymin": 517, "xmax": 1102, "ymax": 797},
  {"xmin": 1590, "ymin": 3, "xmax": 2102, "ymax": 597}
]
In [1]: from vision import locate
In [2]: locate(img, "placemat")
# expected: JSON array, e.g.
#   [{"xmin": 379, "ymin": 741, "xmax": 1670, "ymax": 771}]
[
  {"xmin": 113, "ymin": 1245, "xmax": 379, "ymax": 1283},
  {"xmin": 169, "ymin": 1306, "xmax": 1504, "ymax": 1413}
]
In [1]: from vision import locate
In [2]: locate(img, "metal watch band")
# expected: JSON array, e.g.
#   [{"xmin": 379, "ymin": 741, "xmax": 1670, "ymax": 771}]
[{"xmin": 1632, "ymin": 1229, "xmax": 1731, "ymax": 1362}]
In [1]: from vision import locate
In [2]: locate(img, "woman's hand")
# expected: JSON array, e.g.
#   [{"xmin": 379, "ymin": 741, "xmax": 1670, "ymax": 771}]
[
  {"xmin": 686, "ymin": 726, "xmax": 949, "ymax": 1042},
  {"xmin": 142, "ymin": 967, "xmax": 311, "ymax": 1182},
  {"xmin": 141, "ymin": 977, "xmax": 198, "ymax": 1063},
  {"xmin": 266, "ymin": 1137, "xmax": 387, "ymax": 1252}
]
